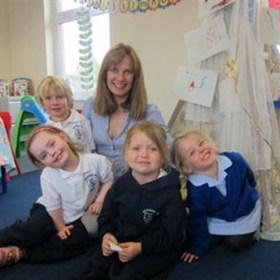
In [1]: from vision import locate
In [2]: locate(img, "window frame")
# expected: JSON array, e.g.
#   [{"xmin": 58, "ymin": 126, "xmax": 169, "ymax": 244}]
[{"xmin": 52, "ymin": 3, "xmax": 109, "ymax": 100}]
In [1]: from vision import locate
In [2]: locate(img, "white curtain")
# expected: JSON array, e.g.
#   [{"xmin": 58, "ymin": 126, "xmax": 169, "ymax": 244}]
[{"xmin": 182, "ymin": 0, "xmax": 280, "ymax": 240}]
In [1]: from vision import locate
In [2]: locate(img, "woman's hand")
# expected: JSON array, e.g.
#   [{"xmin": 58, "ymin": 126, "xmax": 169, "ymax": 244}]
[{"xmin": 57, "ymin": 224, "xmax": 74, "ymax": 240}]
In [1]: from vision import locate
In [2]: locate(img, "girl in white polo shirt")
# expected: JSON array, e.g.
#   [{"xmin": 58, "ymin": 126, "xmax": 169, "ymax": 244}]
[{"xmin": 0, "ymin": 125, "xmax": 113, "ymax": 268}]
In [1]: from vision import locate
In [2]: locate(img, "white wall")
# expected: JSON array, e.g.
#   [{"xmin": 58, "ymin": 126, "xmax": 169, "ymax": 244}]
[
  {"xmin": 1, "ymin": 1, "xmax": 200, "ymax": 123},
  {"xmin": 110, "ymin": 1, "xmax": 200, "ymax": 122},
  {"xmin": 0, "ymin": 1, "xmax": 10, "ymax": 80},
  {"xmin": 7, "ymin": 0, "xmax": 47, "ymax": 90}
]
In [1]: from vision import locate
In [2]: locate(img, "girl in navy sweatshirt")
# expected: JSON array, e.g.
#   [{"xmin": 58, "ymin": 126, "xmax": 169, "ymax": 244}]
[
  {"xmin": 171, "ymin": 130, "xmax": 261, "ymax": 263},
  {"xmin": 72, "ymin": 121, "xmax": 187, "ymax": 280}
]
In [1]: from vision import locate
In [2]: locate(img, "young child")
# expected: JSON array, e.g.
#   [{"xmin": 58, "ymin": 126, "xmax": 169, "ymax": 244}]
[
  {"xmin": 37, "ymin": 75, "xmax": 95, "ymax": 153},
  {"xmin": 171, "ymin": 130, "xmax": 262, "ymax": 263},
  {"xmin": 0, "ymin": 125, "xmax": 113, "ymax": 268},
  {"xmin": 72, "ymin": 121, "xmax": 187, "ymax": 280}
]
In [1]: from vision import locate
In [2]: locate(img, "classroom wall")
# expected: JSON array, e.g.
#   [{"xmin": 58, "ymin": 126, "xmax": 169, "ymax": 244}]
[
  {"xmin": 7, "ymin": 0, "xmax": 47, "ymax": 88},
  {"xmin": 1, "ymin": 0, "xmax": 200, "ymax": 123},
  {"xmin": 110, "ymin": 1, "xmax": 199, "ymax": 122},
  {"xmin": 0, "ymin": 1, "xmax": 10, "ymax": 80}
]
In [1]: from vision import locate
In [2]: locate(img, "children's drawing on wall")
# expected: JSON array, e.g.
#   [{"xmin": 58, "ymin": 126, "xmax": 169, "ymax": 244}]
[
  {"xmin": 269, "ymin": 0, "xmax": 280, "ymax": 10},
  {"xmin": 173, "ymin": 66, "xmax": 218, "ymax": 107},
  {"xmin": 198, "ymin": 0, "xmax": 236, "ymax": 18},
  {"xmin": 184, "ymin": 15, "xmax": 230, "ymax": 64},
  {"xmin": 269, "ymin": 73, "xmax": 280, "ymax": 100},
  {"xmin": 258, "ymin": 7, "xmax": 280, "ymax": 45}
]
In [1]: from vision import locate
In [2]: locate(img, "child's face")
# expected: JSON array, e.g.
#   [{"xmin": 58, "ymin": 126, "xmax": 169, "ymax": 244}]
[
  {"xmin": 178, "ymin": 133, "xmax": 217, "ymax": 175},
  {"xmin": 42, "ymin": 86, "xmax": 71, "ymax": 121},
  {"xmin": 29, "ymin": 131, "xmax": 76, "ymax": 170},
  {"xmin": 125, "ymin": 131, "xmax": 163, "ymax": 181}
]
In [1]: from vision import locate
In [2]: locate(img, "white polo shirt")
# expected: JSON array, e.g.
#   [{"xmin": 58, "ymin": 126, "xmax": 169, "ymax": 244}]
[
  {"xmin": 46, "ymin": 109, "xmax": 96, "ymax": 153},
  {"xmin": 37, "ymin": 153, "xmax": 113, "ymax": 224}
]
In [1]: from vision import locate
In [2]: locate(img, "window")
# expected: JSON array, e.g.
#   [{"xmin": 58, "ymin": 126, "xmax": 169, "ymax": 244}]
[{"xmin": 53, "ymin": 1, "xmax": 110, "ymax": 100}]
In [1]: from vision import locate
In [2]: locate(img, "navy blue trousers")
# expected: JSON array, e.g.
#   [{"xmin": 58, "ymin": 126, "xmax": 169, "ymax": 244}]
[
  {"xmin": 0, "ymin": 203, "xmax": 89, "ymax": 263},
  {"xmin": 71, "ymin": 246, "xmax": 179, "ymax": 280}
]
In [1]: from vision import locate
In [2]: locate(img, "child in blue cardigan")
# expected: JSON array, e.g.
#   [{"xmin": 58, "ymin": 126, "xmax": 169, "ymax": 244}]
[{"xmin": 171, "ymin": 130, "xmax": 261, "ymax": 263}]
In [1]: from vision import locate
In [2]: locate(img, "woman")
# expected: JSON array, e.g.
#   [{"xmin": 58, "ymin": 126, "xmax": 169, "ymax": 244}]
[{"xmin": 83, "ymin": 43, "xmax": 172, "ymax": 178}]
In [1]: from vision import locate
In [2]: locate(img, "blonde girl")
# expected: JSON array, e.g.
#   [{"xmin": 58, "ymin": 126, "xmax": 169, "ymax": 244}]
[
  {"xmin": 171, "ymin": 130, "xmax": 261, "ymax": 263},
  {"xmin": 73, "ymin": 121, "xmax": 186, "ymax": 280}
]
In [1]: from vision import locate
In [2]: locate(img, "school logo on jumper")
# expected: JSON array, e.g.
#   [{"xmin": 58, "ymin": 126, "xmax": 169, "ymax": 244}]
[
  {"xmin": 73, "ymin": 124, "xmax": 83, "ymax": 140},
  {"xmin": 84, "ymin": 173, "xmax": 97, "ymax": 191},
  {"xmin": 142, "ymin": 209, "xmax": 159, "ymax": 224}
]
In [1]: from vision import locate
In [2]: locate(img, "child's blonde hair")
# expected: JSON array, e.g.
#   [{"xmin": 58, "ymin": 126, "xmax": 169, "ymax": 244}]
[
  {"xmin": 171, "ymin": 130, "xmax": 217, "ymax": 201},
  {"xmin": 36, "ymin": 76, "xmax": 73, "ymax": 109},
  {"xmin": 123, "ymin": 121, "xmax": 169, "ymax": 171},
  {"xmin": 26, "ymin": 125, "xmax": 83, "ymax": 169}
]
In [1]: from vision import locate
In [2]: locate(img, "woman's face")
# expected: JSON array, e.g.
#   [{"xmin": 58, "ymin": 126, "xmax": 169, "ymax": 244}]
[{"xmin": 106, "ymin": 55, "xmax": 134, "ymax": 103}]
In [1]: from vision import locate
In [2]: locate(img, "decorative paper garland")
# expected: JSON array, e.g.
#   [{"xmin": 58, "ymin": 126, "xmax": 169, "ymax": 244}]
[
  {"xmin": 223, "ymin": 60, "xmax": 280, "ymax": 202},
  {"xmin": 75, "ymin": 0, "xmax": 180, "ymax": 13}
]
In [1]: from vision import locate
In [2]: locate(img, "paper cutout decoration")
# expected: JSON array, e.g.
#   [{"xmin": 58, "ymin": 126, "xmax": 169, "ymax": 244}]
[
  {"xmin": 269, "ymin": 0, "xmax": 280, "ymax": 9},
  {"xmin": 76, "ymin": 0, "xmax": 180, "ymax": 13},
  {"xmin": 198, "ymin": 0, "xmax": 236, "ymax": 19},
  {"xmin": 173, "ymin": 66, "xmax": 218, "ymax": 107},
  {"xmin": 258, "ymin": 7, "xmax": 280, "ymax": 45},
  {"xmin": 184, "ymin": 15, "xmax": 230, "ymax": 65}
]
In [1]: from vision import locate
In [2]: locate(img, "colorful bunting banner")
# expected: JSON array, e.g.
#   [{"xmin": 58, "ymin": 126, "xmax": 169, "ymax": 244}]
[{"xmin": 75, "ymin": 0, "xmax": 180, "ymax": 13}]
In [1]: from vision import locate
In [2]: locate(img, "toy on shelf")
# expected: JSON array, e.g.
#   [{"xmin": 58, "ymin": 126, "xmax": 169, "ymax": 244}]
[
  {"xmin": 21, "ymin": 95, "xmax": 47, "ymax": 124},
  {"xmin": 10, "ymin": 77, "xmax": 34, "ymax": 97},
  {"xmin": 0, "ymin": 79, "xmax": 10, "ymax": 97},
  {"xmin": 12, "ymin": 95, "xmax": 47, "ymax": 158}
]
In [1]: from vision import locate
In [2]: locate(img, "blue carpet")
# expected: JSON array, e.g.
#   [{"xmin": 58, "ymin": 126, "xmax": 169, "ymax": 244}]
[{"xmin": 1, "ymin": 171, "xmax": 280, "ymax": 280}]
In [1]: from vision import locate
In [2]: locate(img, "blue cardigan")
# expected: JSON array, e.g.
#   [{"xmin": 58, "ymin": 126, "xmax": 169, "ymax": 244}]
[{"xmin": 186, "ymin": 152, "xmax": 259, "ymax": 258}]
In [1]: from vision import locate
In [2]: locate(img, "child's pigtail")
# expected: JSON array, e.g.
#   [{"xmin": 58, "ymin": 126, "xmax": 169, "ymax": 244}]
[
  {"xmin": 179, "ymin": 174, "xmax": 188, "ymax": 201},
  {"xmin": 179, "ymin": 174, "xmax": 190, "ymax": 215}
]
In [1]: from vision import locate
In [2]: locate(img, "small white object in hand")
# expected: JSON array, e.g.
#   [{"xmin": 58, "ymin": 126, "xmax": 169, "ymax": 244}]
[{"xmin": 109, "ymin": 242, "xmax": 122, "ymax": 252}]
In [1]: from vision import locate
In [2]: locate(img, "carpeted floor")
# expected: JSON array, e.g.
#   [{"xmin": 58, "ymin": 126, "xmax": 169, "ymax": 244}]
[{"xmin": 1, "ymin": 170, "xmax": 280, "ymax": 280}]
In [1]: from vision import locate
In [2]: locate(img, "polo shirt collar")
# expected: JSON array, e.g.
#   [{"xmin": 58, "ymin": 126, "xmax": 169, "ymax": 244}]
[
  {"xmin": 59, "ymin": 153, "xmax": 90, "ymax": 179},
  {"xmin": 188, "ymin": 155, "xmax": 232, "ymax": 187}
]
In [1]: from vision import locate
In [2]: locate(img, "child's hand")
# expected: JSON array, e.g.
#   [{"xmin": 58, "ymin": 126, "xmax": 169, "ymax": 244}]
[
  {"xmin": 57, "ymin": 224, "xmax": 74, "ymax": 240},
  {"xmin": 88, "ymin": 201, "xmax": 103, "ymax": 214},
  {"xmin": 181, "ymin": 251, "xmax": 199, "ymax": 263},
  {"xmin": 102, "ymin": 233, "xmax": 118, "ymax": 257},
  {"xmin": 118, "ymin": 242, "xmax": 142, "ymax": 263}
]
